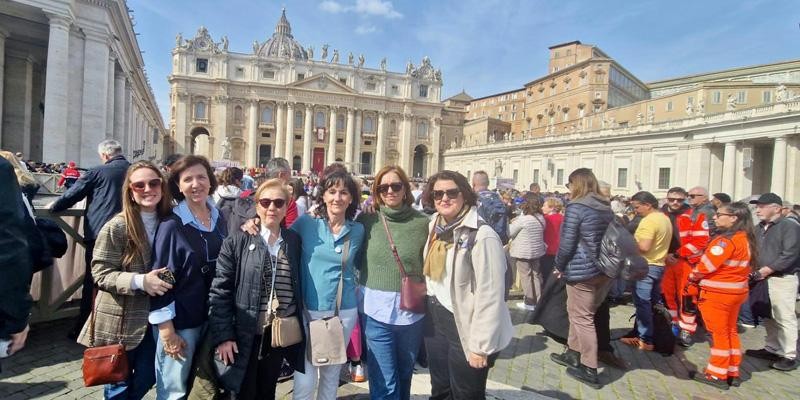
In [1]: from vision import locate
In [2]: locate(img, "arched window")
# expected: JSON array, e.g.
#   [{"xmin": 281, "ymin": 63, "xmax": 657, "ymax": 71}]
[
  {"xmin": 363, "ymin": 116, "xmax": 374, "ymax": 132},
  {"xmin": 261, "ymin": 106, "xmax": 273, "ymax": 124},
  {"xmin": 234, "ymin": 105, "xmax": 243, "ymax": 124},
  {"xmin": 294, "ymin": 111, "xmax": 303, "ymax": 128},
  {"xmin": 315, "ymin": 111, "xmax": 326, "ymax": 128},
  {"xmin": 416, "ymin": 120, "xmax": 428, "ymax": 138},
  {"xmin": 336, "ymin": 115, "xmax": 345, "ymax": 130},
  {"xmin": 194, "ymin": 102, "xmax": 206, "ymax": 119},
  {"xmin": 389, "ymin": 119, "xmax": 397, "ymax": 134}
]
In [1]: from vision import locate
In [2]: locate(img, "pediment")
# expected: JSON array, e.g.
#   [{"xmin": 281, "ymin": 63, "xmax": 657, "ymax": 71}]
[{"xmin": 290, "ymin": 73, "xmax": 356, "ymax": 94}]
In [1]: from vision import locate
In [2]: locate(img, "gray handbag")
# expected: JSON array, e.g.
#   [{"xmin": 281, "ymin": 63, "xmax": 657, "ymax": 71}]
[{"xmin": 306, "ymin": 235, "xmax": 350, "ymax": 366}]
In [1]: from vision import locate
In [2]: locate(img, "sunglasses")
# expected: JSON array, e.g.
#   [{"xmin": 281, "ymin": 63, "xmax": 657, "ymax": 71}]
[
  {"xmin": 715, "ymin": 212, "xmax": 735, "ymax": 217},
  {"xmin": 377, "ymin": 182, "xmax": 404, "ymax": 194},
  {"xmin": 666, "ymin": 198, "xmax": 685, "ymax": 203},
  {"xmin": 130, "ymin": 178, "xmax": 162, "ymax": 192},
  {"xmin": 432, "ymin": 188, "xmax": 461, "ymax": 201},
  {"xmin": 258, "ymin": 198, "xmax": 286, "ymax": 209},
  {"xmin": 687, "ymin": 194, "xmax": 705, "ymax": 198}
]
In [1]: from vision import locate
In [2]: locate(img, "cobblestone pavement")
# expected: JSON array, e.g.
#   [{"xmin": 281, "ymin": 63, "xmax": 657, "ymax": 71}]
[{"xmin": 1, "ymin": 302, "xmax": 798, "ymax": 399}]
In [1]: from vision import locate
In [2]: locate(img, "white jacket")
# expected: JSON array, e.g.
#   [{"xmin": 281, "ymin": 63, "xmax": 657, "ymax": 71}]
[{"xmin": 509, "ymin": 214, "xmax": 546, "ymax": 259}]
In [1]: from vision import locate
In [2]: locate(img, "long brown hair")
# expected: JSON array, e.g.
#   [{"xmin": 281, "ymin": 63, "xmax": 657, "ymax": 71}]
[
  {"xmin": 567, "ymin": 168, "xmax": 600, "ymax": 200},
  {"xmin": 121, "ymin": 161, "xmax": 173, "ymax": 267},
  {"xmin": 717, "ymin": 201, "xmax": 760, "ymax": 270}
]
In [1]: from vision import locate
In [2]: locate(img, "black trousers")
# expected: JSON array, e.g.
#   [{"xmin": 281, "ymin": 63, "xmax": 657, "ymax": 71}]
[
  {"xmin": 74, "ymin": 240, "xmax": 96, "ymax": 333},
  {"xmin": 595, "ymin": 299, "xmax": 613, "ymax": 353},
  {"xmin": 425, "ymin": 298, "xmax": 497, "ymax": 400},
  {"xmin": 237, "ymin": 334, "xmax": 291, "ymax": 400}
]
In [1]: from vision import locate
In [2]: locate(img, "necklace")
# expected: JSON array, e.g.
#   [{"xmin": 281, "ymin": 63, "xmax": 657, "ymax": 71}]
[{"xmin": 193, "ymin": 211, "xmax": 211, "ymax": 227}]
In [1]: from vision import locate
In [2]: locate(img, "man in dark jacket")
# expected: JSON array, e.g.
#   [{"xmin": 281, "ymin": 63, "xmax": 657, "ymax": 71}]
[
  {"xmin": 48, "ymin": 140, "xmax": 130, "ymax": 337},
  {"xmin": 745, "ymin": 193, "xmax": 800, "ymax": 371},
  {"xmin": 0, "ymin": 157, "xmax": 33, "ymax": 372},
  {"xmin": 227, "ymin": 157, "xmax": 297, "ymax": 233}
]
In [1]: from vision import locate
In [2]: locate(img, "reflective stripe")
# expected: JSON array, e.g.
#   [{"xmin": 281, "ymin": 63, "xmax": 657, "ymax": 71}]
[
  {"xmin": 678, "ymin": 321, "xmax": 697, "ymax": 331},
  {"xmin": 685, "ymin": 243, "xmax": 699, "ymax": 253},
  {"xmin": 722, "ymin": 260, "xmax": 749, "ymax": 267},
  {"xmin": 681, "ymin": 314, "xmax": 696, "ymax": 323},
  {"xmin": 730, "ymin": 349, "xmax": 742, "ymax": 356},
  {"xmin": 700, "ymin": 279, "xmax": 748, "ymax": 290},
  {"xmin": 691, "ymin": 230, "xmax": 709, "ymax": 236},
  {"xmin": 710, "ymin": 348, "xmax": 730, "ymax": 356},
  {"xmin": 706, "ymin": 363, "xmax": 729, "ymax": 375},
  {"xmin": 728, "ymin": 366, "xmax": 739, "ymax": 372},
  {"xmin": 700, "ymin": 255, "xmax": 717, "ymax": 273},
  {"xmin": 679, "ymin": 232, "xmax": 689, "ymax": 237},
  {"xmin": 667, "ymin": 309, "xmax": 678, "ymax": 317}
]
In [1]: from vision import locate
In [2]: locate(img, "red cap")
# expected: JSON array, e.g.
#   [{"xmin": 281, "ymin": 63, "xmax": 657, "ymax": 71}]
[{"xmin": 68, "ymin": 161, "xmax": 76, "ymax": 167}]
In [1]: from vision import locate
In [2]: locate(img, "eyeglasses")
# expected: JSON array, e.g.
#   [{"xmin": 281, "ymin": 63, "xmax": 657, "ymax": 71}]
[
  {"xmin": 715, "ymin": 212, "xmax": 735, "ymax": 217},
  {"xmin": 377, "ymin": 182, "xmax": 404, "ymax": 194},
  {"xmin": 258, "ymin": 198, "xmax": 286, "ymax": 209},
  {"xmin": 432, "ymin": 188, "xmax": 461, "ymax": 201},
  {"xmin": 687, "ymin": 194, "xmax": 705, "ymax": 198},
  {"xmin": 130, "ymin": 178, "xmax": 162, "ymax": 192},
  {"xmin": 666, "ymin": 198, "xmax": 685, "ymax": 203}
]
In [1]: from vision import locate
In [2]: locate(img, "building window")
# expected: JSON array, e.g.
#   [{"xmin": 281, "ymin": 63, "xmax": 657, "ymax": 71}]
[
  {"xmin": 194, "ymin": 102, "xmax": 206, "ymax": 119},
  {"xmin": 195, "ymin": 58, "xmax": 208, "ymax": 73},
  {"xmin": 337, "ymin": 115, "xmax": 345, "ymax": 130},
  {"xmin": 593, "ymin": 104, "xmax": 602, "ymax": 113},
  {"xmin": 556, "ymin": 169, "xmax": 564, "ymax": 185},
  {"xmin": 233, "ymin": 106, "xmax": 243, "ymax": 124},
  {"xmin": 511, "ymin": 112, "xmax": 516, "ymax": 120},
  {"xmin": 261, "ymin": 106, "xmax": 273, "ymax": 124},
  {"xmin": 617, "ymin": 168, "xmax": 628, "ymax": 187},
  {"xmin": 666, "ymin": 101, "xmax": 673, "ymax": 112},
  {"xmin": 512, "ymin": 169, "xmax": 519, "ymax": 183},
  {"xmin": 579, "ymin": 108, "xmax": 585, "ymax": 118},
  {"xmin": 712, "ymin": 91, "xmax": 721, "ymax": 104},
  {"xmin": 533, "ymin": 169, "xmax": 539, "ymax": 184},
  {"xmin": 391, "ymin": 85, "xmax": 399, "ymax": 95},
  {"xmin": 658, "ymin": 168, "xmax": 671, "ymax": 190},
  {"xmin": 763, "ymin": 90, "xmax": 772, "ymax": 103},
  {"xmin": 315, "ymin": 111, "xmax": 325, "ymax": 128},
  {"xmin": 262, "ymin": 70, "xmax": 275, "ymax": 79},
  {"xmin": 363, "ymin": 116, "xmax": 374, "ymax": 132},
  {"xmin": 737, "ymin": 90, "xmax": 746, "ymax": 104},
  {"xmin": 235, "ymin": 67, "xmax": 244, "ymax": 78},
  {"xmin": 389, "ymin": 119, "xmax": 397, "ymax": 134},
  {"xmin": 563, "ymin": 110, "xmax": 569, "ymax": 122},
  {"xmin": 366, "ymin": 82, "xmax": 377, "ymax": 91},
  {"xmin": 296, "ymin": 73, "xmax": 305, "ymax": 81},
  {"xmin": 339, "ymin": 77, "xmax": 348, "ymax": 85},
  {"xmin": 419, "ymin": 85, "xmax": 429, "ymax": 98},
  {"xmin": 294, "ymin": 111, "xmax": 303, "ymax": 128},
  {"xmin": 417, "ymin": 121, "xmax": 428, "ymax": 138}
]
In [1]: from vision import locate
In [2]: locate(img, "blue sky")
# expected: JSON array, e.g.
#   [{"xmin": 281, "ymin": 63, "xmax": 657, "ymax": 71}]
[{"xmin": 129, "ymin": 0, "xmax": 800, "ymax": 124}]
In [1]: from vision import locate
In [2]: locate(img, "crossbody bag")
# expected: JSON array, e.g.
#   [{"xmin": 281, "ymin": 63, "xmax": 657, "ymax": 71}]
[
  {"xmin": 380, "ymin": 213, "xmax": 427, "ymax": 314},
  {"xmin": 305, "ymin": 235, "xmax": 350, "ymax": 366}
]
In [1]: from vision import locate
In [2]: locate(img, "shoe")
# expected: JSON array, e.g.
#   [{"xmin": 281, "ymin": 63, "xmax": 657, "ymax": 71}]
[
  {"xmin": 597, "ymin": 351, "xmax": 628, "ymax": 370},
  {"xmin": 516, "ymin": 302, "xmax": 536, "ymax": 311},
  {"xmin": 771, "ymin": 357, "xmax": 799, "ymax": 371},
  {"xmin": 277, "ymin": 359, "xmax": 294, "ymax": 383},
  {"xmin": 638, "ymin": 341, "xmax": 654, "ymax": 351},
  {"xmin": 745, "ymin": 348, "xmax": 780, "ymax": 361},
  {"xmin": 727, "ymin": 377, "xmax": 742, "ymax": 387},
  {"xmin": 566, "ymin": 364, "xmax": 602, "ymax": 389},
  {"xmin": 678, "ymin": 330, "xmax": 693, "ymax": 348},
  {"xmin": 739, "ymin": 322, "xmax": 756, "ymax": 329},
  {"xmin": 350, "ymin": 362, "xmax": 366, "ymax": 382},
  {"xmin": 619, "ymin": 337, "xmax": 641, "ymax": 347},
  {"xmin": 691, "ymin": 372, "xmax": 729, "ymax": 390},
  {"xmin": 550, "ymin": 349, "xmax": 580, "ymax": 368}
]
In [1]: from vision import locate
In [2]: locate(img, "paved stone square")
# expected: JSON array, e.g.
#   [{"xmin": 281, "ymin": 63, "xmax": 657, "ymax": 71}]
[{"xmin": 1, "ymin": 302, "xmax": 798, "ymax": 399}]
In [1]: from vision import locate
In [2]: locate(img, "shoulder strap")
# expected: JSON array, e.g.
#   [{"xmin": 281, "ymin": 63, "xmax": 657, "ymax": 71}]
[
  {"xmin": 334, "ymin": 235, "xmax": 350, "ymax": 317},
  {"xmin": 380, "ymin": 212, "xmax": 409, "ymax": 277}
]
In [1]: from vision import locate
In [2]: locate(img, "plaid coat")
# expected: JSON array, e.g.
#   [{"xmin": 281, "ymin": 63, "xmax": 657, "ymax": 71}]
[{"xmin": 77, "ymin": 214, "xmax": 152, "ymax": 350}]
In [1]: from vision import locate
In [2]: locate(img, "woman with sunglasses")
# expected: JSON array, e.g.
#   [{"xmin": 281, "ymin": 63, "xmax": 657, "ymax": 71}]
[
  {"xmin": 355, "ymin": 166, "xmax": 430, "ymax": 399},
  {"xmin": 206, "ymin": 178, "xmax": 305, "ymax": 399},
  {"xmin": 422, "ymin": 170, "xmax": 513, "ymax": 399},
  {"xmin": 148, "ymin": 155, "xmax": 228, "ymax": 399},
  {"xmin": 290, "ymin": 169, "xmax": 365, "ymax": 400},
  {"xmin": 689, "ymin": 202, "xmax": 757, "ymax": 389},
  {"xmin": 77, "ymin": 161, "xmax": 174, "ymax": 399}
]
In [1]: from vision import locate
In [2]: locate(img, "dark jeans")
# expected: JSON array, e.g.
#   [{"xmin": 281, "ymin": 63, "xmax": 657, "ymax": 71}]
[
  {"xmin": 75, "ymin": 240, "xmax": 96, "ymax": 333},
  {"xmin": 595, "ymin": 300, "xmax": 613, "ymax": 353},
  {"xmin": 634, "ymin": 266, "xmax": 665, "ymax": 344},
  {"xmin": 540, "ymin": 255, "xmax": 555, "ymax": 284},
  {"xmin": 425, "ymin": 298, "xmax": 497, "ymax": 400},
  {"xmin": 738, "ymin": 293, "xmax": 758, "ymax": 326},
  {"xmin": 364, "ymin": 315, "xmax": 424, "ymax": 400},
  {"xmin": 238, "ymin": 334, "xmax": 291, "ymax": 400},
  {"xmin": 104, "ymin": 328, "xmax": 156, "ymax": 400}
]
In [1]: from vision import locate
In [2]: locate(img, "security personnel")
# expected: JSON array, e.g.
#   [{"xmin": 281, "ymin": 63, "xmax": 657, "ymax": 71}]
[
  {"xmin": 689, "ymin": 202, "xmax": 754, "ymax": 390},
  {"xmin": 57, "ymin": 161, "xmax": 81, "ymax": 189}
]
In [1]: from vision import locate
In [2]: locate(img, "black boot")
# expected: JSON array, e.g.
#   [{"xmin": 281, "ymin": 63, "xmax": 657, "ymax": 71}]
[
  {"xmin": 550, "ymin": 348, "xmax": 580, "ymax": 368},
  {"xmin": 566, "ymin": 364, "xmax": 602, "ymax": 389}
]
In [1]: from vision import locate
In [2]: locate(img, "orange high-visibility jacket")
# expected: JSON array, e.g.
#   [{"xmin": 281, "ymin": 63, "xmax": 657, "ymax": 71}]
[
  {"xmin": 675, "ymin": 205, "xmax": 713, "ymax": 263},
  {"xmin": 694, "ymin": 231, "xmax": 751, "ymax": 294},
  {"xmin": 57, "ymin": 167, "xmax": 80, "ymax": 187}
]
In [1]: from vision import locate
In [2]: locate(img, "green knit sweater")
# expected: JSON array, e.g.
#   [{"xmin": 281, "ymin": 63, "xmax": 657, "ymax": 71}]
[{"xmin": 357, "ymin": 205, "xmax": 431, "ymax": 292}]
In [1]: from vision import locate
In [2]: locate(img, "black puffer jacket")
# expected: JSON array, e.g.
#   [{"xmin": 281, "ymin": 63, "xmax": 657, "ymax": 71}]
[
  {"xmin": 208, "ymin": 228, "xmax": 305, "ymax": 392},
  {"xmin": 554, "ymin": 193, "xmax": 614, "ymax": 282}
]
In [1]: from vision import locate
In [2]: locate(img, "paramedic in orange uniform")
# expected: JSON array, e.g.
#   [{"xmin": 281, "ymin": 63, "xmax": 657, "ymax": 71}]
[{"xmin": 689, "ymin": 202, "xmax": 757, "ymax": 390}]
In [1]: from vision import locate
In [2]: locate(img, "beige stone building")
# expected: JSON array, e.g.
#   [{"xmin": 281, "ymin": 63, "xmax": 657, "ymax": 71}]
[
  {"xmin": 445, "ymin": 41, "xmax": 800, "ymax": 201},
  {"xmin": 0, "ymin": 0, "xmax": 164, "ymax": 167},
  {"xmin": 168, "ymin": 10, "xmax": 445, "ymax": 177}
]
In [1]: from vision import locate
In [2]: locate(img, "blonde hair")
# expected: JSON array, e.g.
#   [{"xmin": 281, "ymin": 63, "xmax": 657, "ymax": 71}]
[
  {"xmin": 0, "ymin": 150, "xmax": 37, "ymax": 187},
  {"xmin": 120, "ymin": 161, "xmax": 172, "ymax": 267},
  {"xmin": 544, "ymin": 196, "xmax": 564, "ymax": 213},
  {"xmin": 255, "ymin": 178, "xmax": 290, "ymax": 201}
]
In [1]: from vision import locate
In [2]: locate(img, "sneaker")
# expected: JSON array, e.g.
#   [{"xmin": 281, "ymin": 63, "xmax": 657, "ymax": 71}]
[
  {"xmin": 745, "ymin": 348, "xmax": 780, "ymax": 361},
  {"xmin": 739, "ymin": 322, "xmax": 756, "ymax": 329},
  {"xmin": 516, "ymin": 302, "xmax": 536, "ymax": 311},
  {"xmin": 550, "ymin": 349, "xmax": 580, "ymax": 368},
  {"xmin": 691, "ymin": 372, "xmax": 729, "ymax": 390},
  {"xmin": 566, "ymin": 364, "xmax": 602, "ymax": 389},
  {"xmin": 678, "ymin": 330, "xmax": 693, "ymax": 348},
  {"xmin": 727, "ymin": 377, "xmax": 742, "ymax": 387},
  {"xmin": 771, "ymin": 357, "xmax": 799, "ymax": 371},
  {"xmin": 351, "ymin": 363, "xmax": 366, "ymax": 382}
]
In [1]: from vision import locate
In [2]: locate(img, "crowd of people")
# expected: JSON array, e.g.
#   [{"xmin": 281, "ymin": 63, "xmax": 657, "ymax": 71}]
[{"xmin": 1, "ymin": 139, "xmax": 799, "ymax": 399}]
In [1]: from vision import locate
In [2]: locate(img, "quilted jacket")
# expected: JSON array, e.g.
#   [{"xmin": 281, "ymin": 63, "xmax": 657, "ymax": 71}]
[{"xmin": 553, "ymin": 193, "xmax": 613, "ymax": 282}]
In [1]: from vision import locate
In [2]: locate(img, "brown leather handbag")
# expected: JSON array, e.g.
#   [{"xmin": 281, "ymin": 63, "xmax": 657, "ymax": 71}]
[
  {"xmin": 82, "ymin": 294, "xmax": 129, "ymax": 387},
  {"xmin": 381, "ymin": 213, "xmax": 427, "ymax": 314}
]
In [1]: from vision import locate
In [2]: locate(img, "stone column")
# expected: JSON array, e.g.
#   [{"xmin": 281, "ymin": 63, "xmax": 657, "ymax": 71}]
[
  {"xmin": 284, "ymin": 102, "xmax": 295, "ymax": 161},
  {"xmin": 124, "ymin": 81, "xmax": 133, "ymax": 151},
  {"xmin": 771, "ymin": 136, "xmax": 788, "ymax": 196},
  {"xmin": 113, "ymin": 72, "xmax": 125, "ymax": 141},
  {"xmin": 374, "ymin": 111, "xmax": 386, "ymax": 174},
  {"xmin": 344, "ymin": 108, "xmax": 355, "ymax": 166},
  {"xmin": 275, "ymin": 102, "xmax": 286, "ymax": 159},
  {"xmin": 80, "ymin": 30, "xmax": 111, "ymax": 165},
  {"xmin": 429, "ymin": 116, "xmax": 441, "ymax": 176},
  {"xmin": 353, "ymin": 110, "xmax": 362, "ymax": 173},
  {"xmin": 106, "ymin": 55, "xmax": 116, "ymax": 139},
  {"xmin": 0, "ymin": 28, "xmax": 8, "ymax": 144},
  {"xmin": 41, "ymin": 13, "xmax": 71, "ymax": 163},
  {"xmin": 302, "ymin": 104, "xmax": 314, "ymax": 172},
  {"xmin": 1, "ymin": 52, "xmax": 34, "ymax": 155},
  {"xmin": 399, "ymin": 114, "xmax": 412, "ymax": 172},
  {"xmin": 327, "ymin": 106, "xmax": 338, "ymax": 164},
  {"xmin": 721, "ymin": 141, "xmax": 737, "ymax": 196},
  {"xmin": 247, "ymin": 100, "xmax": 258, "ymax": 166}
]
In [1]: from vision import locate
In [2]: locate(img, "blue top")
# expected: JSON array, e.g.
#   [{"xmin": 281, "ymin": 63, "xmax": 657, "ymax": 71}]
[
  {"xmin": 360, "ymin": 286, "xmax": 425, "ymax": 325},
  {"xmin": 290, "ymin": 214, "xmax": 364, "ymax": 311}
]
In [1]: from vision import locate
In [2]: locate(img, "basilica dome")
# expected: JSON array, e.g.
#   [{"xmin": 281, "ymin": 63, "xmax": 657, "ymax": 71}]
[{"xmin": 256, "ymin": 9, "xmax": 308, "ymax": 60}]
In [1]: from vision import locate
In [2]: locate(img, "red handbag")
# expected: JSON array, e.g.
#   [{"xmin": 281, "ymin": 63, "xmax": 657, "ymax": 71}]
[
  {"xmin": 380, "ymin": 213, "xmax": 427, "ymax": 314},
  {"xmin": 82, "ymin": 293, "xmax": 130, "ymax": 386}
]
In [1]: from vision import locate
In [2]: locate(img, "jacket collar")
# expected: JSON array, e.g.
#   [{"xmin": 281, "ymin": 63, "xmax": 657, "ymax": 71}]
[{"xmin": 433, "ymin": 206, "xmax": 480, "ymax": 231}]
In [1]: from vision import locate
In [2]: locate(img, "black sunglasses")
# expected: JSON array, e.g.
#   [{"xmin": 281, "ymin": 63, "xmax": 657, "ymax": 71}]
[
  {"xmin": 258, "ymin": 198, "xmax": 286, "ymax": 209},
  {"xmin": 666, "ymin": 198, "xmax": 685, "ymax": 203},
  {"xmin": 130, "ymin": 178, "xmax": 162, "ymax": 191},
  {"xmin": 432, "ymin": 188, "xmax": 461, "ymax": 200},
  {"xmin": 377, "ymin": 182, "xmax": 404, "ymax": 194},
  {"xmin": 688, "ymin": 194, "xmax": 705, "ymax": 198}
]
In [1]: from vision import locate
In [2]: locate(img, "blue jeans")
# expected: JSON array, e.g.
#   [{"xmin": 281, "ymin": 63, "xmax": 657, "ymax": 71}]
[
  {"xmin": 153, "ymin": 325, "xmax": 205, "ymax": 400},
  {"xmin": 104, "ymin": 329, "xmax": 156, "ymax": 400},
  {"xmin": 364, "ymin": 315, "xmax": 424, "ymax": 400},
  {"xmin": 738, "ymin": 293, "xmax": 758, "ymax": 325},
  {"xmin": 634, "ymin": 266, "xmax": 664, "ymax": 344}
]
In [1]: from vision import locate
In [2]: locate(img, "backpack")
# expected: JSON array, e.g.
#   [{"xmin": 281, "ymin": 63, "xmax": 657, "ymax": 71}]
[
  {"xmin": 596, "ymin": 217, "xmax": 648, "ymax": 280},
  {"xmin": 476, "ymin": 190, "xmax": 509, "ymax": 245},
  {"xmin": 622, "ymin": 304, "xmax": 676, "ymax": 356}
]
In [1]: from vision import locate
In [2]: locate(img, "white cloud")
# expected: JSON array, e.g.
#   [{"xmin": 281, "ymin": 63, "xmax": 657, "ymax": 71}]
[
  {"xmin": 318, "ymin": 0, "xmax": 402, "ymax": 19},
  {"xmin": 355, "ymin": 24, "xmax": 378, "ymax": 35},
  {"xmin": 319, "ymin": 0, "xmax": 346, "ymax": 13}
]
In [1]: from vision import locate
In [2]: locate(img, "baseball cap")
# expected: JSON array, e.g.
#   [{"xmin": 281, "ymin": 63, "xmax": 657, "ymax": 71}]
[{"xmin": 749, "ymin": 192, "xmax": 782, "ymax": 206}]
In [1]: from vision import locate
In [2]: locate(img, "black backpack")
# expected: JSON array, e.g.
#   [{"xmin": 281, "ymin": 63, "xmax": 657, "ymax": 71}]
[{"xmin": 596, "ymin": 217, "xmax": 648, "ymax": 280}]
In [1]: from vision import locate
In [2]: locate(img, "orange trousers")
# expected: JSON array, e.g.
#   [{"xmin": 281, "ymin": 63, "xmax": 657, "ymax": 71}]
[
  {"xmin": 661, "ymin": 259, "xmax": 697, "ymax": 332},
  {"xmin": 697, "ymin": 289, "xmax": 747, "ymax": 379}
]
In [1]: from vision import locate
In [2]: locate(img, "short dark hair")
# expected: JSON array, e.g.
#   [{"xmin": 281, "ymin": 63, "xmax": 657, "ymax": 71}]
[
  {"xmin": 168, "ymin": 155, "xmax": 217, "ymax": 201},
  {"xmin": 422, "ymin": 170, "xmax": 477, "ymax": 209},
  {"xmin": 631, "ymin": 191, "xmax": 659, "ymax": 208},
  {"xmin": 520, "ymin": 192, "xmax": 542, "ymax": 215},
  {"xmin": 667, "ymin": 187, "xmax": 688, "ymax": 197},
  {"xmin": 713, "ymin": 192, "xmax": 732, "ymax": 204},
  {"xmin": 313, "ymin": 170, "xmax": 360, "ymax": 220},
  {"xmin": 163, "ymin": 153, "xmax": 183, "ymax": 168}
]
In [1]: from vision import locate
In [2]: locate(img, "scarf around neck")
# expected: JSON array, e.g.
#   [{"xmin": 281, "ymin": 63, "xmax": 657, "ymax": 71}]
[{"xmin": 424, "ymin": 206, "xmax": 469, "ymax": 281}]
